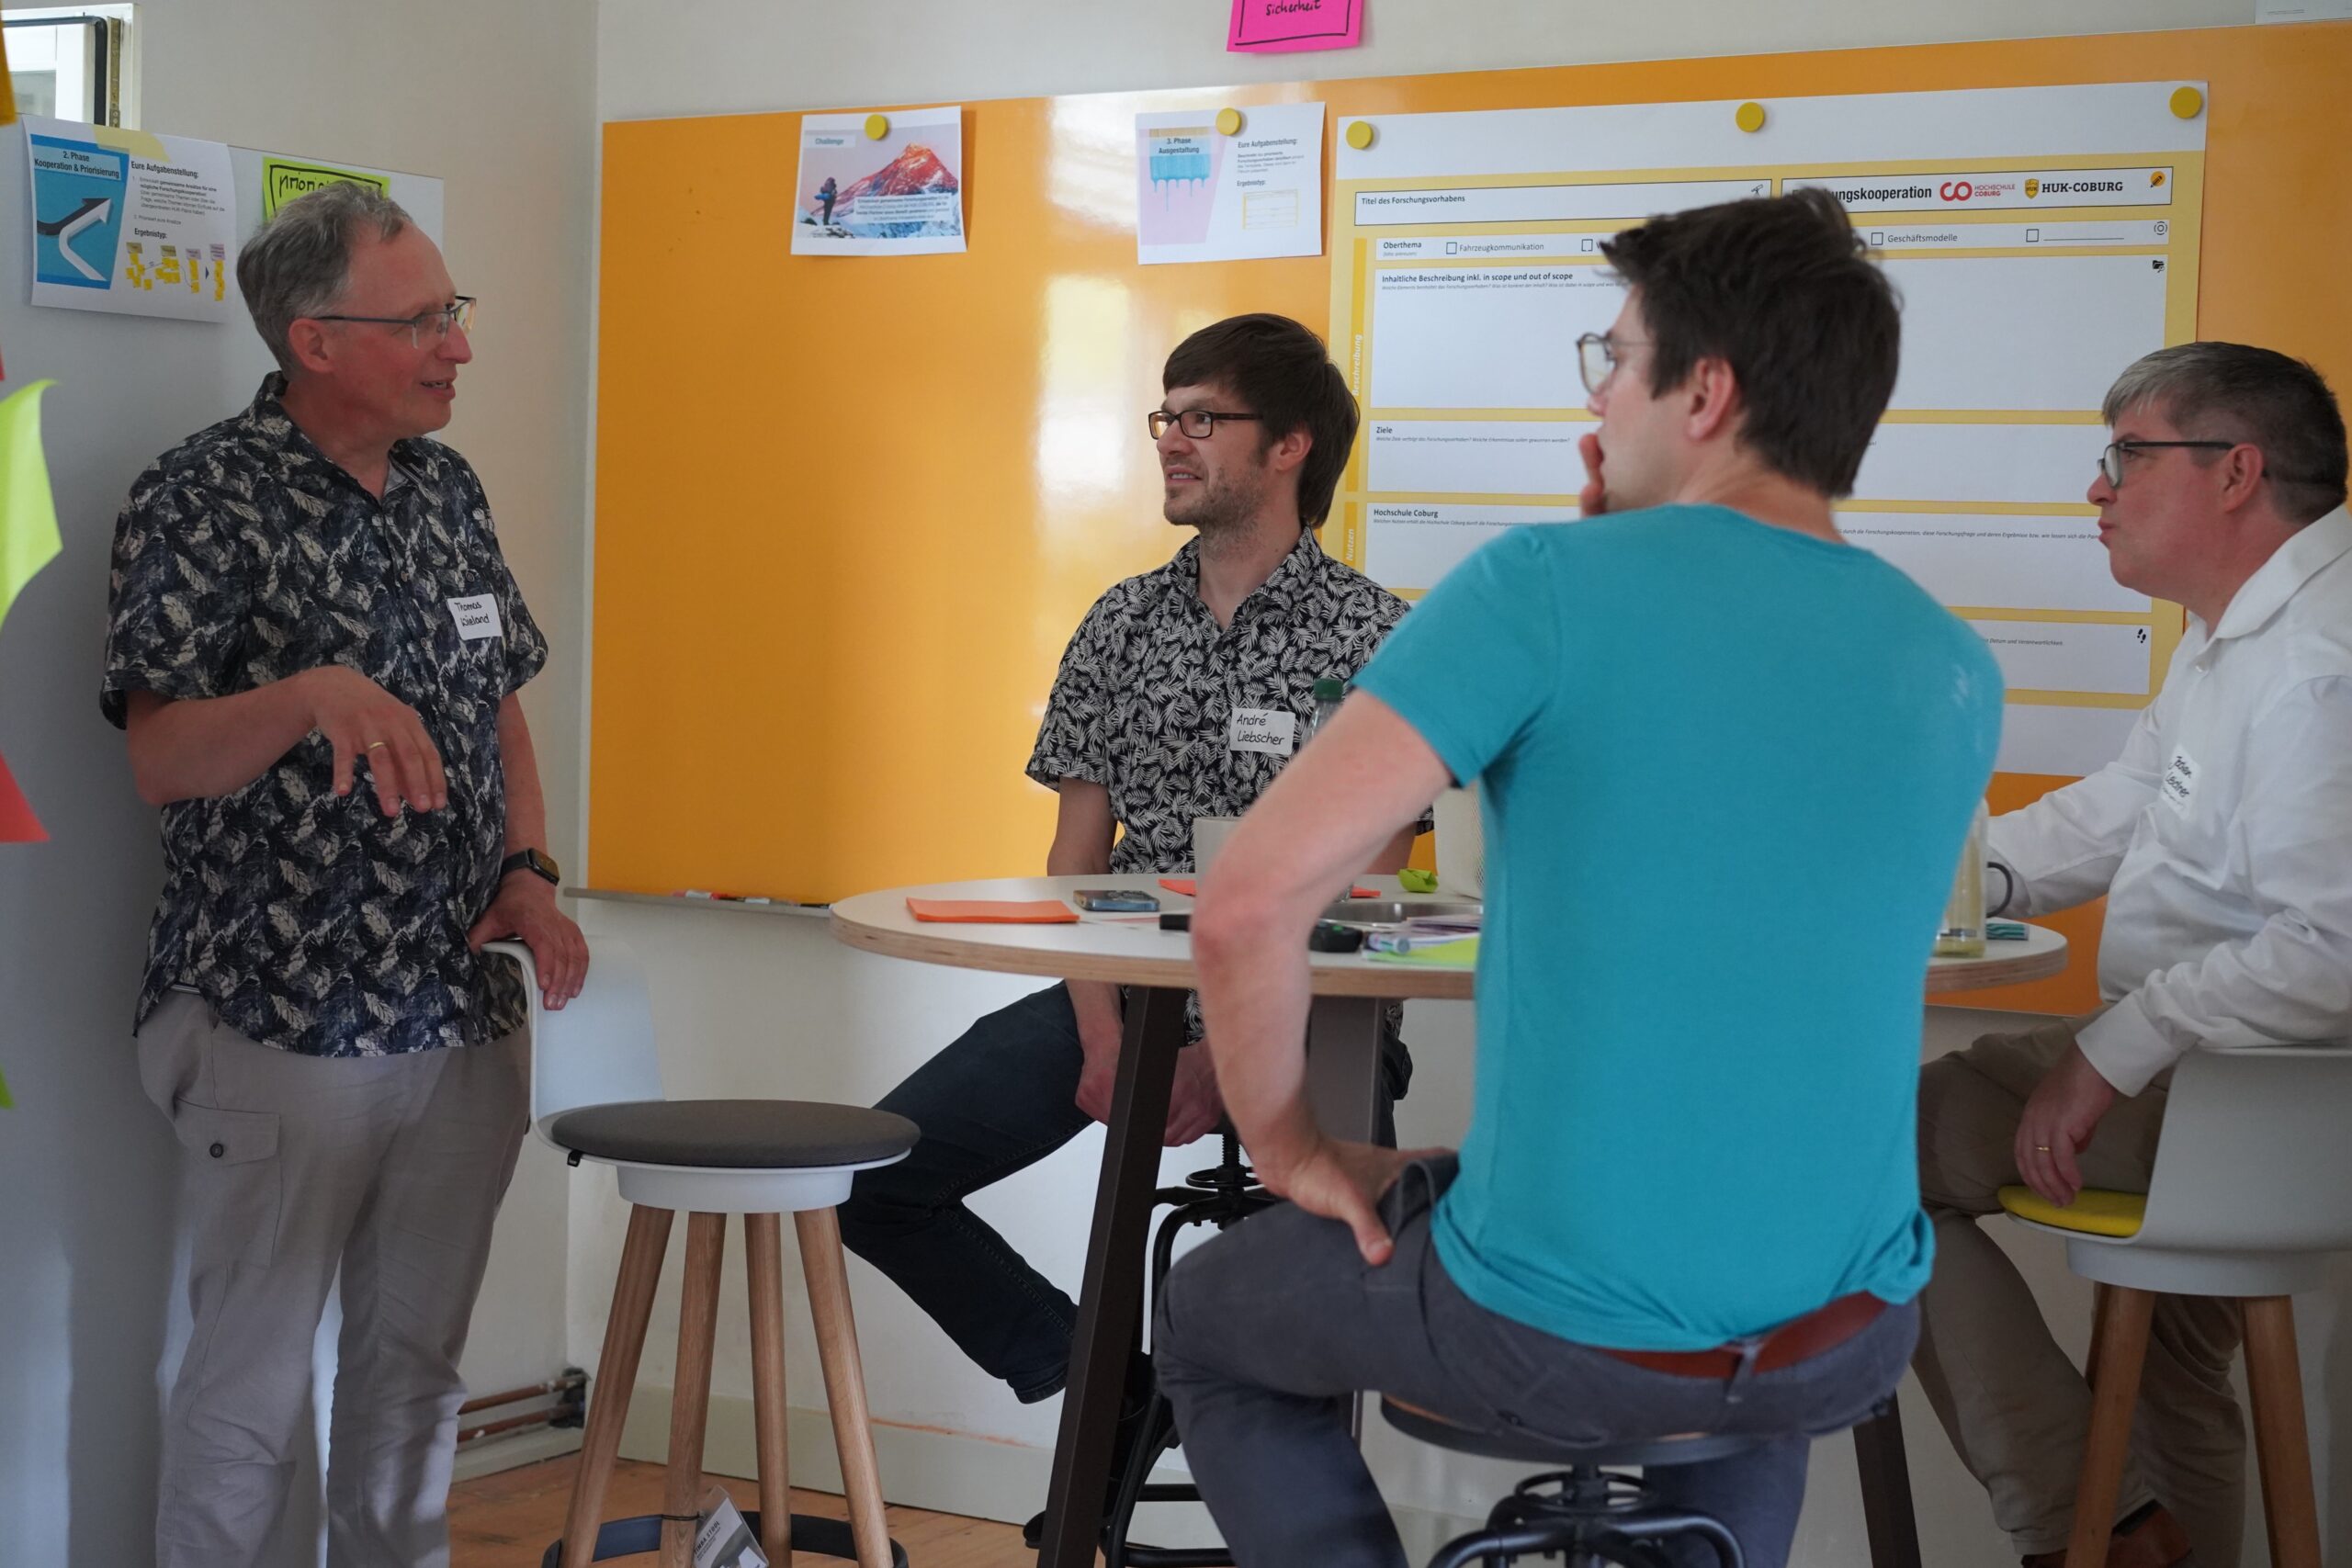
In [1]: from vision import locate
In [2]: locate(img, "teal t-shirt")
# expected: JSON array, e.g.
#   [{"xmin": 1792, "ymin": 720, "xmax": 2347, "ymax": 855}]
[{"xmin": 1353, "ymin": 506, "xmax": 2003, "ymax": 1350}]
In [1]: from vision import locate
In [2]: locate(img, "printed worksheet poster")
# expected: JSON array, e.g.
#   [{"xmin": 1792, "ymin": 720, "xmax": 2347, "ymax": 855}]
[
  {"xmin": 792, "ymin": 107, "xmax": 966, "ymax": 257},
  {"xmin": 25, "ymin": 115, "xmax": 237, "ymax": 321},
  {"xmin": 1136, "ymin": 103, "xmax": 1324, "ymax": 265},
  {"xmin": 1327, "ymin": 84, "xmax": 2208, "ymax": 775}
]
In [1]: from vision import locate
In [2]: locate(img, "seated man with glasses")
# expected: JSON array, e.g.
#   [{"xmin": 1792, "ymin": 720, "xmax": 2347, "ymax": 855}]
[
  {"xmin": 102, "ymin": 181, "xmax": 583, "ymax": 1565},
  {"xmin": 1914, "ymin": 343, "xmax": 2352, "ymax": 1568},
  {"xmin": 837, "ymin": 312, "xmax": 1427, "ymax": 1539},
  {"xmin": 1157, "ymin": 188, "xmax": 2002, "ymax": 1568}
]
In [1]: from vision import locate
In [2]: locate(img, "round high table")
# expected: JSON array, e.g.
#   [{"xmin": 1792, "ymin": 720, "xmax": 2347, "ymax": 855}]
[{"xmin": 831, "ymin": 875, "xmax": 2066, "ymax": 1568}]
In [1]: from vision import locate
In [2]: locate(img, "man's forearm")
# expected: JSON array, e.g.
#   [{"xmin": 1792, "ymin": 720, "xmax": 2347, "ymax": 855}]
[
  {"xmin": 1046, "ymin": 826, "xmax": 1123, "ymax": 1037},
  {"xmin": 1193, "ymin": 891, "xmax": 1320, "ymax": 1180},
  {"xmin": 125, "ymin": 673, "xmax": 319, "ymax": 806}
]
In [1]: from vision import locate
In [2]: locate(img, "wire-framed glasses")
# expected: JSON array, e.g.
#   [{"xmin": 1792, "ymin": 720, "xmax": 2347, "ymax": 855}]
[{"xmin": 313, "ymin": 296, "xmax": 477, "ymax": 347}]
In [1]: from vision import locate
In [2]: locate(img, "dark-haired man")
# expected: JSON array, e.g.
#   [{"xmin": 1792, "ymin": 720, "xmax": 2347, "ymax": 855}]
[
  {"xmin": 1161, "ymin": 189, "xmax": 2001, "ymax": 1568},
  {"xmin": 838, "ymin": 312, "xmax": 1424, "ymax": 1526},
  {"xmin": 1917, "ymin": 343, "xmax": 2352, "ymax": 1568}
]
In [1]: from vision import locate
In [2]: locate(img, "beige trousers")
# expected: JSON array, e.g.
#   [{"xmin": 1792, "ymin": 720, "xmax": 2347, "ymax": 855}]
[
  {"xmin": 138, "ymin": 992, "xmax": 528, "ymax": 1568},
  {"xmin": 1913, "ymin": 1019, "xmax": 2245, "ymax": 1564}
]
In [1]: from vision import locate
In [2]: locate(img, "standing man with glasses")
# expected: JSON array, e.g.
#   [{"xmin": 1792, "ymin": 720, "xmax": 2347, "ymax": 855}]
[
  {"xmin": 1156, "ymin": 188, "xmax": 2002, "ymax": 1568},
  {"xmin": 102, "ymin": 181, "xmax": 586, "ymax": 1568},
  {"xmin": 1915, "ymin": 343, "xmax": 2352, "ymax": 1568},
  {"xmin": 838, "ymin": 312, "xmax": 1428, "ymax": 1543}
]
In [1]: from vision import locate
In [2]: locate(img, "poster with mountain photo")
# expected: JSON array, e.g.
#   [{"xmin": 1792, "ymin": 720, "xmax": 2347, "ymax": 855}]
[{"xmin": 793, "ymin": 107, "xmax": 967, "ymax": 256}]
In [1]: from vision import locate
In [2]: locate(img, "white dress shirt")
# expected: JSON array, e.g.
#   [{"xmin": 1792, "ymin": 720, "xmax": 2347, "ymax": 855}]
[{"xmin": 1989, "ymin": 505, "xmax": 2352, "ymax": 1096}]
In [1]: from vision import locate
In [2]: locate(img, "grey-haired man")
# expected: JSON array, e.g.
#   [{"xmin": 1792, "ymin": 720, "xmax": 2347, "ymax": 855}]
[{"xmin": 102, "ymin": 182, "xmax": 586, "ymax": 1567}]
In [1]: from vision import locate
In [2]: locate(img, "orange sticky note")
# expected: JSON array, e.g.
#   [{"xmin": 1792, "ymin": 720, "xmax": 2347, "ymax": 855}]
[
  {"xmin": 1159, "ymin": 877, "xmax": 1376, "ymax": 898},
  {"xmin": 906, "ymin": 897, "xmax": 1077, "ymax": 924}
]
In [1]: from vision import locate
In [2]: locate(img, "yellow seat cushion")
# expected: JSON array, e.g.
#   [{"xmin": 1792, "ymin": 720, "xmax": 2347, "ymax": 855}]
[{"xmin": 1997, "ymin": 1184, "xmax": 2146, "ymax": 1238}]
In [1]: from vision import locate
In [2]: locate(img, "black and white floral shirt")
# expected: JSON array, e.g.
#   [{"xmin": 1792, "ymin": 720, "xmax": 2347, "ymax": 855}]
[
  {"xmin": 101, "ymin": 376, "xmax": 547, "ymax": 1058},
  {"xmin": 1027, "ymin": 528, "xmax": 1423, "ymax": 873}
]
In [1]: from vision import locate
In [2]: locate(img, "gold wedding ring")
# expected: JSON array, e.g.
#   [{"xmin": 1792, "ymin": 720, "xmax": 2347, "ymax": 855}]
[
  {"xmin": 2034, "ymin": 1145, "xmax": 2052, "ymax": 1152},
  {"xmin": 365, "ymin": 740, "xmax": 389, "ymax": 751}
]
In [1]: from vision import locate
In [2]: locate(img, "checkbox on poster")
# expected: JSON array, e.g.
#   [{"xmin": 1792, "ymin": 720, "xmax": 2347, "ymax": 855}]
[
  {"xmin": 1870, "ymin": 230, "xmax": 1884, "ymax": 246},
  {"xmin": 2027, "ymin": 228, "xmax": 2041, "ymax": 243},
  {"xmin": 1445, "ymin": 242, "xmax": 1457, "ymax": 254},
  {"xmin": 1580, "ymin": 237, "xmax": 1595, "ymax": 252}
]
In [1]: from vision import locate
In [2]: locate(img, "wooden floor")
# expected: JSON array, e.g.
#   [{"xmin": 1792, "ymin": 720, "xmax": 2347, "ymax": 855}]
[{"xmin": 450, "ymin": 1454, "xmax": 1037, "ymax": 1567}]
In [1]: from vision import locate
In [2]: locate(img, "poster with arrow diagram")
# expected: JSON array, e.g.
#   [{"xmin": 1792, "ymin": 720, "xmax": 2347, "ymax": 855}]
[{"xmin": 24, "ymin": 115, "xmax": 238, "ymax": 322}]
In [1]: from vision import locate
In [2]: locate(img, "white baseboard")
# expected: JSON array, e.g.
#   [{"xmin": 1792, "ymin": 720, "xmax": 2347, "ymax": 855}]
[
  {"xmin": 452, "ymin": 1424, "xmax": 584, "ymax": 1483},
  {"xmin": 615, "ymin": 1385, "xmax": 1482, "ymax": 1549}
]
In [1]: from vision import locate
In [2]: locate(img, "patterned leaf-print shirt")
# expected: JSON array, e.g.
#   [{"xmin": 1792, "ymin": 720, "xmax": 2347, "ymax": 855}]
[{"xmin": 101, "ymin": 376, "xmax": 547, "ymax": 1057}]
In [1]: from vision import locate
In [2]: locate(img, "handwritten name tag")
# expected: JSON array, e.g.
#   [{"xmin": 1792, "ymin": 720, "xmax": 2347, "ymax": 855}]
[
  {"xmin": 447, "ymin": 594, "xmax": 503, "ymax": 642},
  {"xmin": 1227, "ymin": 706, "xmax": 1296, "ymax": 757},
  {"xmin": 2160, "ymin": 747, "xmax": 2199, "ymax": 815}
]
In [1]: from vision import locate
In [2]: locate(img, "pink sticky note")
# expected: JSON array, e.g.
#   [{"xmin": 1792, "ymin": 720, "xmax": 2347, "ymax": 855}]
[{"xmin": 1228, "ymin": 0, "xmax": 1363, "ymax": 54}]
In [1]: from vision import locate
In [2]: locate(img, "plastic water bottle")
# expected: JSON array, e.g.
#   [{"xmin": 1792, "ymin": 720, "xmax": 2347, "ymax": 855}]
[
  {"xmin": 1934, "ymin": 800, "xmax": 1990, "ymax": 958},
  {"xmin": 1303, "ymin": 677, "xmax": 1348, "ymax": 746}
]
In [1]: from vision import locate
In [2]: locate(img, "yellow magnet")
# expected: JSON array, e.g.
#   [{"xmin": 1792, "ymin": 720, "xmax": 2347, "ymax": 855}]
[
  {"xmin": 865, "ymin": 113, "xmax": 890, "ymax": 141},
  {"xmin": 1345, "ymin": 120, "xmax": 1375, "ymax": 151},
  {"xmin": 1735, "ymin": 101, "xmax": 1768, "ymax": 133},
  {"xmin": 2169, "ymin": 86, "xmax": 2204, "ymax": 120},
  {"xmin": 1216, "ymin": 107, "xmax": 1244, "ymax": 137}
]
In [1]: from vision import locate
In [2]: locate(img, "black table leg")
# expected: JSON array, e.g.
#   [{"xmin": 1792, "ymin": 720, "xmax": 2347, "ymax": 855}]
[
  {"xmin": 1036, "ymin": 984, "xmax": 1188, "ymax": 1568},
  {"xmin": 1852, "ymin": 1397, "xmax": 1925, "ymax": 1568}
]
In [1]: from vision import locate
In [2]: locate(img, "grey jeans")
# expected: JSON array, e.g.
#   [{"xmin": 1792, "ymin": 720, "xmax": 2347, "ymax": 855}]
[
  {"xmin": 1154, "ymin": 1156, "xmax": 1918, "ymax": 1568},
  {"xmin": 138, "ymin": 991, "xmax": 528, "ymax": 1568}
]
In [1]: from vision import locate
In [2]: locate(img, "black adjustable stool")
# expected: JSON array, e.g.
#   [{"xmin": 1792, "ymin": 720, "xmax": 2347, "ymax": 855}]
[
  {"xmin": 1099, "ymin": 1130, "xmax": 1282, "ymax": 1568},
  {"xmin": 1382, "ymin": 1399, "xmax": 1752, "ymax": 1568}
]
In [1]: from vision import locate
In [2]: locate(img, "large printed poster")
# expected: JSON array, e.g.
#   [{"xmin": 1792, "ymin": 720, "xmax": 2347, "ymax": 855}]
[
  {"xmin": 1327, "ymin": 83, "xmax": 2208, "ymax": 777},
  {"xmin": 24, "ymin": 115, "xmax": 238, "ymax": 321},
  {"xmin": 792, "ymin": 107, "xmax": 967, "ymax": 257}
]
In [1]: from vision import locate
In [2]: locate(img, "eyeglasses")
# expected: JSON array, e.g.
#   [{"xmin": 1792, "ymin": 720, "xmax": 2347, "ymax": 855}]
[
  {"xmin": 1148, "ymin": 408, "xmax": 1262, "ymax": 441},
  {"xmin": 2098, "ymin": 438, "xmax": 2236, "ymax": 490},
  {"xmin": 312, "ymin": 296, "xmax": 477, "ymax": 348},
  {"xmin": 1576, "ymin": 332, "xmax": 1650, "ymax": 397}
]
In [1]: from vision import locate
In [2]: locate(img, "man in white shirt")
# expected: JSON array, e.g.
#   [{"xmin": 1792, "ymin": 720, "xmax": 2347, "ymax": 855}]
[{"xmin": 1915, "ymin": 342, "xmax": 2351, "ymax": 1568}]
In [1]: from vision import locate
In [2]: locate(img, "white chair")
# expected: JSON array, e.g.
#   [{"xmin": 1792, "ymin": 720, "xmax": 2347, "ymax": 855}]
[
  {"xmin": 487, "ymin": 938, "xmax": 917, "ymax": 1568},
  {"xmin": 1996, "ymin": 1044, "xmax": 2352, "ymax": 1568}
]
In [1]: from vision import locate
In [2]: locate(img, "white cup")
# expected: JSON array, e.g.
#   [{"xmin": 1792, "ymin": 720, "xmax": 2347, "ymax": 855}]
[
  {"xmin": 1192, "ymin": 815, "xmax": 1240, "ymax": 874},
  {"xmin": 1433, "ymin": 785, "xmax": 1486, "ymax": 899}
]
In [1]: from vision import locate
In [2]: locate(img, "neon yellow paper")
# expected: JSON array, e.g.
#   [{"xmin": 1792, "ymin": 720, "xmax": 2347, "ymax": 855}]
[{"xmin": 0, "ymin": 380, "xmax": 62, "ymax": 638}]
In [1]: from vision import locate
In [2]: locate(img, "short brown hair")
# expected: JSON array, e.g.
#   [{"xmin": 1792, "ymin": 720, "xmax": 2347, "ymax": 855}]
[
  {"xmin": 1163, "ymin": 314, "xmax": 1359, "ymax": 528},
  {"xmin": 1600, "ymin": 187, "xmax": 1899, "ymax": 498},
  {"xmin": 2102, "ymin": 343, "xmax": 2347, "ymax": 525}
]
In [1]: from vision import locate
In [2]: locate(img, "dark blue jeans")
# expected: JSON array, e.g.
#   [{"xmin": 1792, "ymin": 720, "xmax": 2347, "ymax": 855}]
[
  {"xmin": 1154, "ymin": 1156, "xmax": 1919, "ymax": 1568},
  {"xmin": 838, "ymin": 982, "xmax": 1408, "ymax": 1402}
]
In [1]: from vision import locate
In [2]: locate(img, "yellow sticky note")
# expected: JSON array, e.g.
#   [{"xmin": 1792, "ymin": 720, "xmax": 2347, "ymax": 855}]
[
  {"xmin": 0, "ymin": 381, "xmax": 64, "ymax": 639},
  {"xmin": 0, "ymin": 29, "xmax": 17, "ymax": 127}
]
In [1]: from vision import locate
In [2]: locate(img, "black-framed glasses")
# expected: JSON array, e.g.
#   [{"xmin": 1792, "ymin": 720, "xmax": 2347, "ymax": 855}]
[
  {"xmin": 1148, "ymin": 408, "xmax": 1262, "ymax": 441},
  {"xmin": 2098, "ymin": 438, "xmax": 2236, "ymax": 489},
  {"xmin": 312, "ymin": 296, "xmax": 477, "ymax": 347},
  {"xmin": 1576, "ymin": 332, "xmax": 1650, "ymax": 397}
]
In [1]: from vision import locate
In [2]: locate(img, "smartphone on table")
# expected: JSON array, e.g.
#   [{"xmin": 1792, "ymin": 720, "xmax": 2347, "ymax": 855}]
[{"xmin": 1071, "ymin": 888, "xmax": 1161, "ymax": 913}]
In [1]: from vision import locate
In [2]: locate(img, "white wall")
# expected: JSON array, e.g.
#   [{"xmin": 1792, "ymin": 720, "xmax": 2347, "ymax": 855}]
[
  {"xmin": 582, "ymin": 4, "xmax": 2348, "ymax": 1565},
  {"xmin": 0, "ymin": 4, "xmax": 594, "ymax": 1564}
]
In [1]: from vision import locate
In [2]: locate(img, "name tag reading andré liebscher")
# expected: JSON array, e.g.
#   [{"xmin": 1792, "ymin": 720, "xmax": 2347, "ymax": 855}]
[
  {"xmin": 447, "ymin": 593, "xmax": 503, "ymax": 642},
  {"xmin": 1227, "ymin": 706, "xmax": 1296, "ymax": 757}
]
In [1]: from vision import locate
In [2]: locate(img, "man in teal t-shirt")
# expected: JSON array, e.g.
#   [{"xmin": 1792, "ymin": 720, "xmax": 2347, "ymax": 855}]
[{"xmin": 1156, "ymin": 187, "xmax": 2002, "ymax": 1568}]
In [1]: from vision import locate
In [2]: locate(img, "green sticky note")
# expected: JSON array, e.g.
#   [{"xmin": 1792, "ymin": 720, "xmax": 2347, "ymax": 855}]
[
  {"xmin": 262, "ymin": 158, "xmax": 390, "ymax": 219},
  {"xmin": 0, "ymin": 380, "xmax": 62, "ymax": 639},
  {"xmin": 0, "ymin": 1063, "xmax": 12, "ymax": 1110},
  {"xmin": 1396, "ymin": 867, "xmax": 1438, "ymax": 894}
]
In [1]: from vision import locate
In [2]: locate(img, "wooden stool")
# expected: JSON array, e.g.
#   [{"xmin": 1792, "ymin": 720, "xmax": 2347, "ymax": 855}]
[{"xmin": 489, "ymin": 941, "xmax": 917, "ymax": 1568}]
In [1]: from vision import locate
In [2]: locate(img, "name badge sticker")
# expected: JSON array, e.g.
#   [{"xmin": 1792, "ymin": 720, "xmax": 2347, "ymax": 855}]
[
  {"xmin": 1227, "ymin": 706, "xmax": 1297, "ymax": 757},
  {"xmin": 2160, "ymin": 747, "xmax": 2199, "ymax": 815},
  {"xmin": 447, "ymin": 593, "xmax": 503, "ymax": 642}
]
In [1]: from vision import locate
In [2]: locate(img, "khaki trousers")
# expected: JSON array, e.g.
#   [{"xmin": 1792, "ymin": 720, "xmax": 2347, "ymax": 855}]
[
  {"xmin": 137, "ymin": 992, "xmax": 528, "ymax": 1568},
  {"xmin": 1914, "ymin": 1019, "xmax": 2245, "ymax": 1564}
]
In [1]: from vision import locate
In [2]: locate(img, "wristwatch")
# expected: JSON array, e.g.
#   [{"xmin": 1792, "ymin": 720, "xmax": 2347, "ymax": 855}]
[{"xmin": 501, "ymin": 847, "xmax": 561, "ymax": 886}]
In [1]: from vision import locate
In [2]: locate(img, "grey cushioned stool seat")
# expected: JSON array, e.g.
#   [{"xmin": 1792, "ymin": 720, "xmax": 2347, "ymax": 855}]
[
  {"xmin": 550, "ymin": 1100, "xmax": 918, "ymax": 1168},
  {"xmin": 1381, "ymin": 1398, "xmax": 1752, "ymax": 1568}
]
